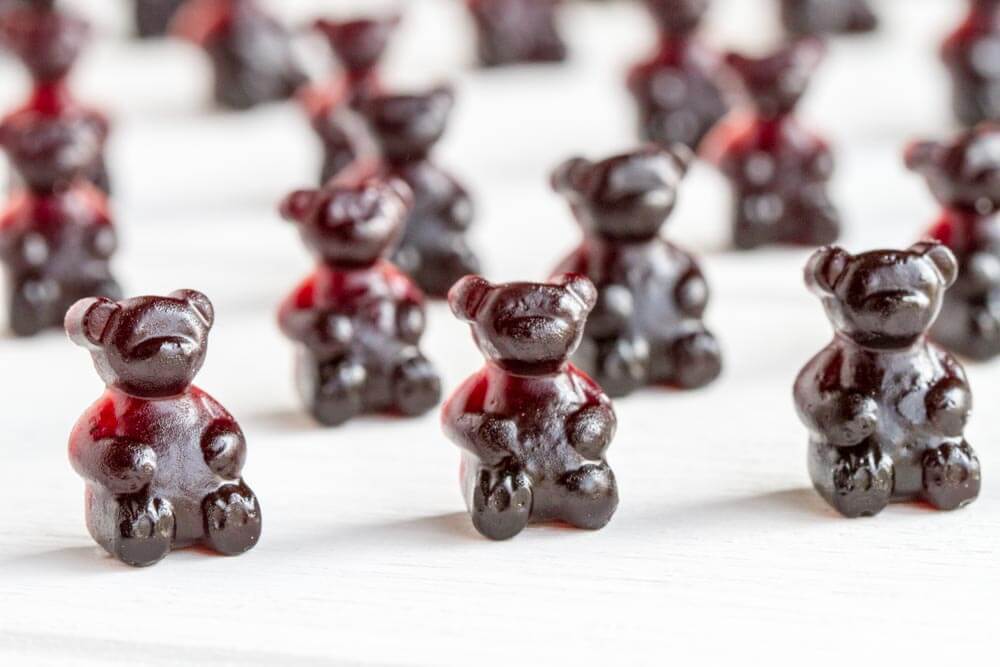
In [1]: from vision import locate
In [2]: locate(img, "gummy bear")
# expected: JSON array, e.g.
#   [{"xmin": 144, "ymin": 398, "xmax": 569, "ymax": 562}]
[
  {"xmin": 943, "ymin": 0, "xmax": 1000, "ymax": 127},
  {"xmin": 779, "ymin": 0, "xmax": 878, "ymax": 37},
  {"xmin": 302, "ymin": 14, "xmax": 399, "ymax": 185},
  {"xmin": 357, "ymin": 85, "xmax": 480, "ymax": 298},
  {"xmin": 173, "ymin": 0, "xmax": 306, "ymax": 110},
  {"xmin": 66, "ymin": 290, "xmax": 261, "ymax": 566},
  {"xmin": 907, "ymin": 122, "xmax": 1000, "ymax": 360},
  {"xmin": 795, "ymin": 242, "xmax": 980, "ymax": 518},
  {"xmin": 627, "ymin": 0, "xmax": 730, "ymax": 151},
  {"xmin": 466, "ymin": 0, "xmax": 567, "ymax": 67},
  {"xmin": 551, "ymin": 145, "xmax": 722, "ymax": 396},
  {"xmin": 443, "ymin": 274, "xmax": 619, "ymax": 540},
  {"xmin": 704, "ymin": 38, "xmax": 840, "ymax": 249},
  {"xmin": 278, "ymin": 176, "xmax": 442, "ymax": 426},
  {"xmin": 133, "ymin": 0, "xmax": 185, "ymax": 38}
]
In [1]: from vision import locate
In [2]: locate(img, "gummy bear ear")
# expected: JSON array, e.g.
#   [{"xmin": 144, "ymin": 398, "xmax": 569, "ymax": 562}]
[
  {"xmin": 805, "ymin": 246, "xmax": 850, "ymax": 296},
  {"xmin": 171, "ymin": 289, "xmax": 215, "ymax": 327},
  {"xmin": 904, "ymin": 140, "xmax": 943, "ymax": 174},
  {"xmin": 65, "ymin": 297, "xmax": 119, "ymax": 350},
  {"xmin": 279, "ymin": 189, "xmax": 317, "ymax": 223},
  {"xmin": 912, "ymin": 241, "xmax": 958, "ymax": 287},
  {"xmin": 550, "ymin": 157, "xmax": 591, "ymax": 195},
  {"xmin": 556, "ymin": 273, "xmax": 598, "ymax": 312},
  {"xmin": 448, "ymin": 275, "xmax": 492, "ymax": 322}
]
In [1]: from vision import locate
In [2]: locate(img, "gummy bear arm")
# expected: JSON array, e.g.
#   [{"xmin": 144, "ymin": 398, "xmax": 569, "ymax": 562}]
[
  {"xmin": 796, "ymin": 388, "xmax": 878, "ymax": 447},
  {"xmin": 69, "ymin": 432, "xmax": 156, "ymax": 495},
  {"xmin": 586, "ymin": 285, "xmax": 635, "ymax": 339},
  {"xmin": 567, "ymin": 404, "xmax": 616, "ymax": 460},
  {"xmin": 442, "ymin": 180, "xmax": 474, "ymax": 231},
  {"xmin": 442, "ymin": 374, "xmax": 513, "ymax": 465},
  {"xmin": 674, "ymin": 263, "xmax": 710, "ymax": 317},
  {"xmin": 200, "ymin": 418, "xmax": 247, "ymax": 480}
]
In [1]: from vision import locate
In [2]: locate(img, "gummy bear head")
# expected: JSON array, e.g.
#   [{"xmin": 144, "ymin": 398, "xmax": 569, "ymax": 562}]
[
  {"xmin": 449, "ymin": 273, "xmax": 598, "ymax": 376},
  {"xmin": 358, "ymin": 85, "xmax": 454, "ymax": 162},
  {"xmin": 314, "ymin": 14, "xmax": 399, "ymax": 73},
  {"xmin": 280, "ymin": 176, "xmax": 413, "ymax": 267},
  {"xmin": 552, "ymin": 145, "xmax": 692, "ymax": 241},
  {"xmin": 645, "ymin": 0, "xmax": 710, "ymax": 35},
  {"xmin": 66, "ymin": 290, "xmax": 215, "ymax": 399},
  {"xmin": 906, "ymin": 123, "xmax": 1000, "ymax": 215},
  {"xmin": 806, "ymin": 242, "xmax": 958, "ymax": 350},
  {"xmin": 0, "ymin": 1, "xmax": 90, "ymax": 83},
  {"xmin": 725, "ymin": 38, "xmax": 824, "ymax": 117}
]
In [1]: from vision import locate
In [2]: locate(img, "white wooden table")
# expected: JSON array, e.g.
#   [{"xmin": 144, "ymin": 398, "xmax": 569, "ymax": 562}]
[{"xmin": 1, "ymin": 1, "xmax": 997, "ymax": 664}]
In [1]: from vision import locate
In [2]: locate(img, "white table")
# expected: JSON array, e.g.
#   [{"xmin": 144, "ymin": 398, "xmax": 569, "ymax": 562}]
[{"xmin": 1, "ymin": 1, "xmax": 997, "ymax": 664}]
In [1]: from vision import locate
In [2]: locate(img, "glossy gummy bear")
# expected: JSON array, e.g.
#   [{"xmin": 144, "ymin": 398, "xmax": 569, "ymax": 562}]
[
  {"xmin": 173, "ymin": 0, "xmax": 306, "ymax": 110},
  {"xmin": 133, "ymin": 0, "xmax": 185, "ymax": 38},
  {"xmin": 943, "ymin": 0, "xmax": 1000, "ymax": 127},
  {"xmin": 779, "ymin": 0, "xmax": 878, "ymax": 37},
  {"xmin": 66, "ymin": 290, "xmax": 261, "ymax": 567},
  {"xmin": 551, "ymin": 145, "xmax": 721, "ymax": 397},
  {"xmin": 0, "ymin": 0, "xmax": 111, "ymax": 193},
  {"xmin": 303, "ymin": 14, "xmax": 399, "ymax": 185},
  {"xmin": 357, "ymin": 86, "xmax": 480, "ymax": 298},
  {"xmin": 443, "ymin": 274, "xmax": 619, "ymax": 540},
  {"xmin": 278, "ymin": 176, "xmax": 442, "ymax": 426},
  {"xmin": 466, "ymin": 0, "xmax": 567, "ymax": 67},
  {"xmin": 705, "ymin": 38, "xmax": 840, "ymax": 249},
  {"xmin": 907, "ymin": 123, "xmax": 1000, "ymax": 360},
  {"xmin": 627, "ymin": 0, "xmax": 729, "ymax": 151},
  {"xmin": 795, "ymin": 243, "xmax": 981, "ymax": 518},
  {"xmin": 0, "ymin": 3, "xmax": 120, "ymax": 337}
]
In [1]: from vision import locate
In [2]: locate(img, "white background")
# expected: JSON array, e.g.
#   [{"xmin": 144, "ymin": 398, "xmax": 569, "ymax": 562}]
[{"xmin": 1, "ymin": 0, "xmax": 997, "ymax": 665}]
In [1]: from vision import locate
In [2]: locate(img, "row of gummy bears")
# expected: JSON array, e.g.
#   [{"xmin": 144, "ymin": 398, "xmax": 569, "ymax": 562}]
[{"xmin": 0, "ymin": 1, "xmax": 996, "ymax": 566}]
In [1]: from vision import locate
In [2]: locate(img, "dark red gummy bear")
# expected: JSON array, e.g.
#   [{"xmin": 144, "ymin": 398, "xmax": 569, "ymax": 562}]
[
  {"xmin": 66, "ymin": 290, "xmax": 261, "ymax": 567},
  {"xmin": 357, "ymin": 86, "xmax": 480, "ymax": 298},
  {"xmin": 174, "ymin": 0, "xmax": 306, "ymax": 110},
  {"xmin": 133, "ymin": 0, "xmax": 185, "ymax": 38},
  {"xmin": 0, "ymin": 0, "xmax": 111, "ymax": 193},
  {"xmin": 907, "ymin": 123, "xmax": 1000, "ymax": 360},
  {"xmin": 443, "ymin": 274, "xmax": 618, "ymax": 540},
  {"xmin": 302, "ymin": 14, "xmax": 399, "ymax": 185},
  {"xmin": 780, "ymin": 0, "xmax": 878, "ymax": 37},
  {"xmin": 627, "ymin": 0, "xmax": 729, "ymax": 151},
  {"xmin": 943, "ymin": 0, "xmax": 1000, "ymax": 127},
  {"xmin": 795, "ymin": 242, "xmax": 980, "ymax": 518},
  {"xmin": 278, "ymin": 176, "xmax": 442, "ymax": 426},
  {"xmin": 704, "ymin": 38, "xmax": 840, "ymax": 249},
  {"xmin": 551, "ymin": 145, "xmax": 721, "ymax": 397},
  {"xmin": 466, "ymin": 0, "xmax": 567, "ymax": 67}
]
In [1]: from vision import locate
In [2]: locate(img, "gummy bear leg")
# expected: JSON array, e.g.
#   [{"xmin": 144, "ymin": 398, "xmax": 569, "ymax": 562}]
[
  {"xmin": 651, "ymin": 331, "xmax": 722, "ymax": 389},
  {"xmin": 558, "ymin": 463, "xmax": 619, "ymax": 530},
  {"xmin": 7, "ymin": 277, "xmax": 60, "ymax": 337},
  {"xmin": 589, "ymin": 337, "xmax": 648, "ymax": 398},
  {"xmin": 202, "ymin": 481, "xmax": 262, "ymax": 556},
  {"xmin": 466, "ymin": 462, "xmax": 533, "ymax": 541},
  {"xmin": 809, "ymin": 440, "xmax": 893, "ymax": 518},
  {"xmin": 109, "ymin": 496, "xmax": 176, "ymax": 567},
  {"xmin": 392, "ymin": 354, "xmax": 442, "ymax": 417},
  {"xmin": 922, "ymin": 441, "xmax": 981, "ymax": 511},
  {"xmin": 302, "ymin": 357, "xmax": 367, "ymax": 426}
]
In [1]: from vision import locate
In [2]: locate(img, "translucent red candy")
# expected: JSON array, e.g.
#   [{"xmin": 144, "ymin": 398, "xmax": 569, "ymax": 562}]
[
  {"xmin": 302, "ymin": 14, "xmax": 399, "ymax": 184},
  {"xmin": 907, "ymin": 123, "xmax": 1000, "ymax": 360},
  {"xmin": 943, "ymin": 0, "xmax": 1000, "ymax": 126},
  {"xmin": 628, "ymin": 0, "xmax": 729, "ymax": 151},
  {"xmin": 779, "ymin": 0, "xmax": 878, "ymax": 37},
  {"xmin": 795, "ymin": 243, "xmax": 980, "ymax": 517},
  {"xmin": 278, "ymin": 177, "xmax": 441, "ymax": 426},
  {"xmin": 466, "ymin": 0, "xmax": 567, "ymax": 67},
  {"xmin": 66, "ymin": 290, "xmax": 261, "ymax": 567},
  {"xmin": 443, "ymin": 274, "xmax": 619, "ymax": 540},
  {"xmin": 356, "ymin": 86, "xmax": 480, "ymax": 298},
  {"xmin": 551, "ymin": 145, "xmax": 722, "ymax": 397},
  {"xmin": 704, "ymin": 38, "xmax": 840, "ymax": 249},
  {"xmin": 173, "ymin": 0, "xmax": 305, "ymax": 110},
  {"xmin": 0, "ymin": 2, "xmax": 119, "ymax": 337}
]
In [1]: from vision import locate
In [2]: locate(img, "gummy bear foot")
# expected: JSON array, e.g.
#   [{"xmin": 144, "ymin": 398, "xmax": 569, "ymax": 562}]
[
  {"xmin": 592, "ymin": 337, "xmax": 647, "ymax": 398},
  {"xmin": 202, "ymin": 481, "xmax": 262, "ymax": 556},
  {"xmin": 668, "ymin": 331, "xmax": 722, "ymax": 389},
  {"xmin": 392, "ymin": 355, "xmax": 442, "ymax": 417},
  {"xmin": 112, "ymin": 496, "xmax": 176, "ymax": 567},
  {"xmin": 307, "ymin": 359, "xmax": 366, "ymax": 426},
  {"xmin": 922, "ymin": 441, "xmax": 981, "ymax": 511},
  {"xmin": 813, "ymin": 443, "xmax": 893, "ymax": 518},
  {"xmin": 469, "ymin": 464, "xmax": 533, "ymax": 541},
  {"xmin": 558, "ymin": 463, "xmax": 619, "ymax": 530}
]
